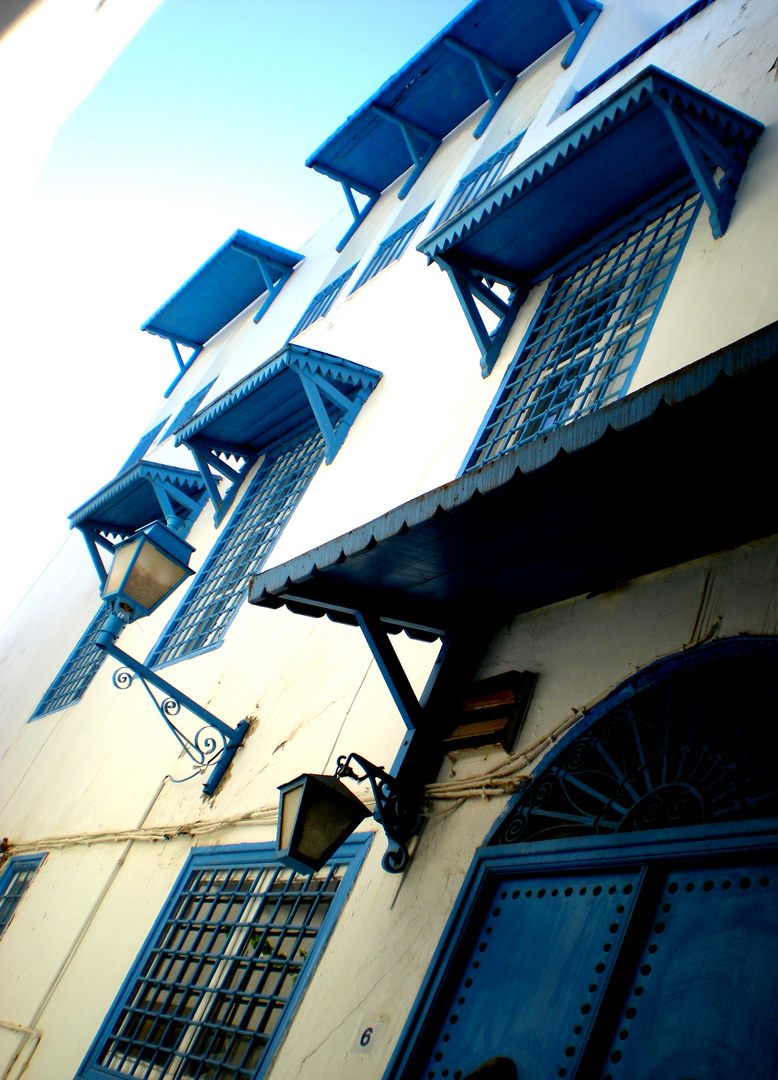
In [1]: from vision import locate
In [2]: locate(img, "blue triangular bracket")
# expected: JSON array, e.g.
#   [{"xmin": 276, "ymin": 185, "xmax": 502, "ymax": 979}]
[
  {"xmin": 78, "ymin": 526, "xmax": 116, "ymax": 588},
  {"xmin": 288, "ymin": 362, "xmax": 372, "ymax": 465},
  {"xmin": 185, "ymin": 438, "xmax": 257, "ymax": 526},
  {"xmin": 228, "ymin": 240, "xmax": 296, "ymax": 325},
  {"xmin": 556, "ymin": 0, "xmax": 602, "ymax": 69},
  {"xmin": 303, "ymin": 163, "xmax": 380, "ymax": 253},
  {"xmin": 442, "ymin": 261, "xmax": 526, "ymax": 376},
  {"xmin": 371, "ymin": 104, "xmax": 442, "ymax": 201},
  {"xmin": 338, "ymin": 178, "xmax": 381, "ymax": 253},
  {"xmin": 162, "ymin": 338, "xmax": 203, "ymax": 398},
  {"xmin": 75, "ymin": 475, "xmax": 203, "ymax": 585},
  {"xmin": 653, "ymin": 95, "xmax": 750, "ymax": 239},
  {"xmin": 442, "ymin": 36, "xmax": 516, "ymax": 139}
]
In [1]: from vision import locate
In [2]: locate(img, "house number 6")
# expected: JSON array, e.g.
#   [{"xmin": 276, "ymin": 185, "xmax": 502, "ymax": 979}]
[{"xmin": 360, "ymin": 1027, "xmax": 374, "ymax": 1047}]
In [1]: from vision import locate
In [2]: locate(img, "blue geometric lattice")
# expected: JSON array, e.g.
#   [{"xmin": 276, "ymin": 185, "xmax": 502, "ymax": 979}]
[
  {"xmin": 466, "ymin": 194, "xmax": 700, "ymax": 469},
  {"xmin": 148, "ymin": 431, "xmax": 324, "ymax": 668},
  {"xmin": 77, "ymin": 841, "xmax": 367, "ymax": 1080}
]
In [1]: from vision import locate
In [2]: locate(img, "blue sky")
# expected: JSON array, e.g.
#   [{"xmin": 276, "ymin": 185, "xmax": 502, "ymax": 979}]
[{"xmin": 1, "ymin": 0, "xmax": 465, "ymax": 627}]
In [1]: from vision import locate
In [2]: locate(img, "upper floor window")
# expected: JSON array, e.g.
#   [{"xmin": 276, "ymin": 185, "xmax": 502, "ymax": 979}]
[
  {"xmin": 117, "ymin": 420, "xmax": 168, "ymax": 476},
  {"xmin": 351, "ymin": 207, "xmax": 431, "ymax": 292},
  {"xmin": 148, "ymin": 430, "xmax": 324, "ymax": 668},
  {"xmin": 0, "ymin": 854, "xmax": 45, "ymax": 938},
  {"xmin": 572, "ymin": 0, "xmax": 720, "ymax": 107},
  {"xmin": 30, "ymin": 608, "xmax": 108, "ymax": 720},
  {"xmin": 433, "ymin": 131, "xmax": 525, "ymax": 232},
  {"xmin": 465, "ymin": 193, "xmax": 700, "ymax": 470},
  {"xmin": 76, "ymin": 840, "xmax": 367, "ymax": 1080},
  {"xmin": 289, "ymin": 265, "xmax": 356, "ymax": 339}
]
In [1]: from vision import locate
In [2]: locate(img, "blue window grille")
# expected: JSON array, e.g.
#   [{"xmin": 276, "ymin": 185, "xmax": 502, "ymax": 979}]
[
  {"xmin": 118, "ymin": 419, "xmax": 168, "ymax": 475},
  {"xmin": 0, "ymin": 854, "xmax": 45, "ymax": 938},
  {"xmin": 77, "ymin": 839, "xmax": 367, "ymax": 1080},
  {"xmin": 148, "ymin": 430, "xmax": 324, "ymax": 668},
  {"xmin": 30, "ymin": 607, "xmax": 109, "ymax": 720},
  {"xmin": 572, "ymin": 0, "xmax": 719, "ymax": 106},
  {"xmin": 166, "ymin": 379, "xmax": 217, "ymax": 439},
  {"xmin": 351, "ymin": 206, "xmax": 431, "ymax": 292},
  {"xmin": 289, "ymin": 266, "xmax": 356, "ymax": 339},
  {"xmin": 433, "ymin": 131, "xmax": 526, "ymax": 230},
  {"xmin": 466, "ymin": 194, "xmax": 700, "ymax": 470}
]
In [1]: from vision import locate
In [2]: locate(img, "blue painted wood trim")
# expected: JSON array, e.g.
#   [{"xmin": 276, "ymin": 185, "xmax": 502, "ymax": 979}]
[
  {"xmin": 441, "ymin": 36, "xmax": 517, "ymax": 139},
  {"xmin": 337, "ymin": 194, "xmax": 380, "ymax": 252},
  {"xmin": 561, "ymin": 3, "xmax": 601, "ymax": 69},
  {"xmin": 370, "ymin": 104, "xmax": 442, "ymax": 201},
  {"xmin": 163, "ymin": 343, "xmax": 203, "ymax": 399},
  {"xmin": 252, "ymin": 266, "xmax": 294, "ymax": 324},
  {"xmin": 189, "ymin": 445, "xmax": 224, "ymax": 518},
  {"xmin": 355, "ymin": 612, "xmax": 423, "ymax": 730},
  {"xmin": 79, "ymin": 527, "xmax": 111, "ymax": 587},
  {"xmin": 443, "ymin": 264, "xmax": 526, "ymax": 376},
  {"xmin": 654, "ymin": 98, "xmax": 743, "ymax": 238},
  {"xmin": 297, "ymin": 372, "xmax": 338, "ymax": 457},
  {"xmin": 473, "ymin": 76, "xmax": 516, "ymax": 139},
  {"xmin": 459, "ymin": 278, "xmax": 552, "ymax": 470},
  {"xmin": 617, "ymin": 194, "xmax": 702, "ymax": 395}
]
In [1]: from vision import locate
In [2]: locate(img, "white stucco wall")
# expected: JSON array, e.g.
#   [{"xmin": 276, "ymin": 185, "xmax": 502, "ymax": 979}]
[{"xmin": 1, "ymin": 1, "xmax": 777, "ymax": 1077}]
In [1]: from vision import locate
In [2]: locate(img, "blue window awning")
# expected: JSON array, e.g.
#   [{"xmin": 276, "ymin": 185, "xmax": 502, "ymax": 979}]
[
  {"xmin": 308, "ymin": 0, "xmax": 600, "ymax": 248},
  {"xmin": 249, "ymin": 320, "xmax": 778, "ymax": 638},
  {"xmin": 419, "ymin": 67, "xmax": 764, "ymax": 372},
  {"xmin": 69, "ymin": 462, "xmax": 208, "ymax": 587},
  {"xmin": 177, "ymin": 345, "xmax": 382, "ymax": 523},
  {"xmin": 422, "ymin": 67, "xmax": 763, "ymax": 280},
  {"xmin": 141, "ymin": 230, "xmax": 303, "ymax": 395}
]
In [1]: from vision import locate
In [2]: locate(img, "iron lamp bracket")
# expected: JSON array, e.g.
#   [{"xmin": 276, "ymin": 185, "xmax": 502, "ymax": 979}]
[{"xmin": 335, "ymin": 752, "xmax": 421, "ymax": 872}]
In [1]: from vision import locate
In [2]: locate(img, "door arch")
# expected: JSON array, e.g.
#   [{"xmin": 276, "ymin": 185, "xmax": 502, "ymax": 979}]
[{"xmin": 386, "ymin": 637, "xmax": 778, "ymax": 1080}]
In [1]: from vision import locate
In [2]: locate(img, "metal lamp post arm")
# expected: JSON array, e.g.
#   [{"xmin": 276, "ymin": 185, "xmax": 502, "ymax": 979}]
[{"xmin": 96, "ymin": 616, "xmax": 248, "ymax": 797}]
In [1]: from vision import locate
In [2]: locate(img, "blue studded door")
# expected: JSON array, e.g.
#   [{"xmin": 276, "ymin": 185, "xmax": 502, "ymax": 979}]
[
  {"xmin": 421, "ymin": 867, "xmax": 645, "ymax": 1080},
  {"xmin": 418, "ymin": 855, "xmax": 778, "ymax": 1080},
  {"xmin": 388, "ymin": 641, "xmax": 778, "ymax": 1080}
]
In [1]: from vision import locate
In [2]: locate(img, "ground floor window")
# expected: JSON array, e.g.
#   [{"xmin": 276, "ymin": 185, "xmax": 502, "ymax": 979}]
[
  {"xmin": 0, "ymin": 853, "xmax": 45, "ymax": 938},
  {"xmin": 78, "ymin": 838, "xmax": 367, "ymax": 1080}
]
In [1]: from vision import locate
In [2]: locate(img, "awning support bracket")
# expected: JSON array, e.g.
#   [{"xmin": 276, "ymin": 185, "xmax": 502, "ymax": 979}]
[
  {"xmin": 186, "ymin": 439, "xmax": 257, "ymax": 526},
  {"xmin": 556, "ymin": 0, "xmax": 602, "ymax": 69},
  {"xmin": 351, "ymin": 614, "xmax": 495, "ymax": 789},
  {"xmin": 161, "ymin": 338, "xmax": 203, "ymax": 398},
  {"xmin": 356, "ymin": 612, "xmax": 424, "ymax": 732},
  {"xmin": 371, "ymin": 104, "xmax": 442, "ymax": 200},
  {"xmin": 290, "ymin": 363, "xmax": 370, "ymax": 464},
  {"xmin": 75, "ymin": 477, "xmax": 205, "ymax": 584},
  {"xmin": 442, "ymin": 36, "xmax": 516, "ymax": 139},
  {"xmin": 78, "ymin": 526, "xmax": 116, "ymax": 588},
  {"xmin": 654, "ymin": 96, "xmax": 748, "ymax": 238},
  {"xmin": 442, "ymin": 262, "xmax": 526, "ymax": 376},
  {"xmin": 229, "ymin": 241, "xmax": 297, "ymax": 324}
]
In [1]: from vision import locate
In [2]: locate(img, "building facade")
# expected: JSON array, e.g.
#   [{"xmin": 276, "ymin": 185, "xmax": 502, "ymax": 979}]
[{"xmin": 1, "ymin": 1, "xmax": 778, "ymax": 1078}]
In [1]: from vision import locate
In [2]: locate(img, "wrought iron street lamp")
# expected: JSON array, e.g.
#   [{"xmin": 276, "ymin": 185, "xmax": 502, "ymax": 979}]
[
  {"xmin": 101, "ymin": 520, "xmax": 195, "ymax": 621},
  {"xmin": 94, "ymin": 520, "xmax": 248, "ymax": 797},
  {"xmin": 277, "ymin": 752, "xmax": 422, "ymax": 874}
]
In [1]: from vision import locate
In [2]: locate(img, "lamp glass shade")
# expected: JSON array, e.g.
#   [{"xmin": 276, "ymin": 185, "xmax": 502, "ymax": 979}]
[
  {"xmin": 102, "ymin": 522, "xmax": 194, "ymax": 621},
  {"xmin": 277, "ymin": 773, "xmax": 371, "ymax": 874}
]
